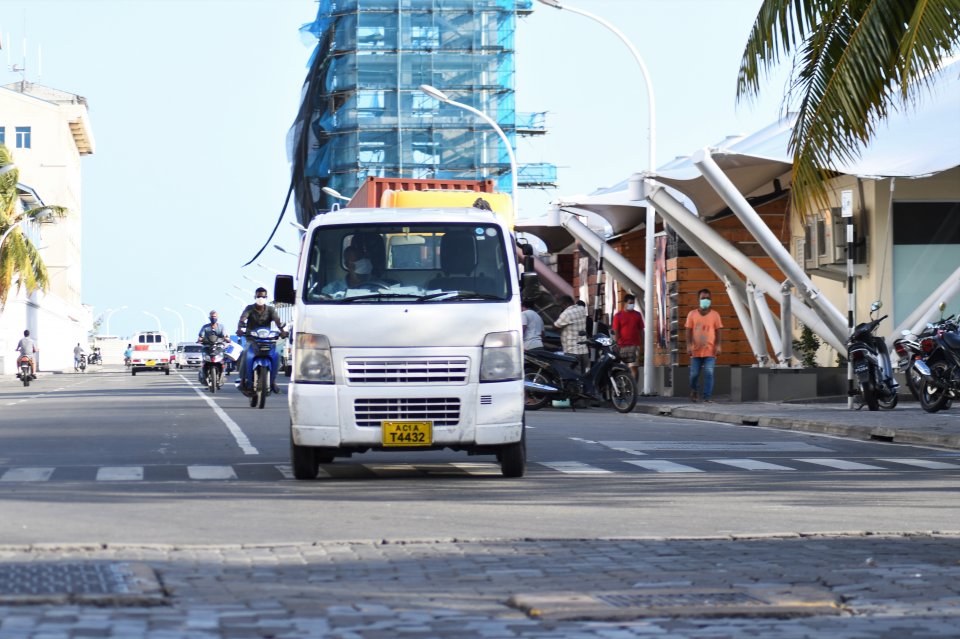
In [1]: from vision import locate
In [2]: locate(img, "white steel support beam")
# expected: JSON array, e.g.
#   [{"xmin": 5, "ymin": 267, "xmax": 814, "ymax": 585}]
[
  {"xmin": 781, "ymin": 281, "xmax": 795, "ymax": 364},
  {"xmin": 723, "ymin": 276, "xmax": 765, "ymax": 365},
  {"xmin": 560, "ymin": 212, "xmax": 648, "ymax": 312},
  {"xmin": 643, "ymin": 178, "xmax": 847, "ymax": 353},
  {"xmin": 691, "ymin": 149, "xmax": 850, "ymax": 342},
  {"xmin": 751, "ymin": 285, "xmax": 784, "ymax": 364},
  {"xmin": 746, "ymin": 282, "xmax": 770, "ymax": 364}
]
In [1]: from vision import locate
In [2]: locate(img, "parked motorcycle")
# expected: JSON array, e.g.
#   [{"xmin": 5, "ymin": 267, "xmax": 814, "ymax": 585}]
[
  {"xmin": 77, "ymin": 353, "xmax": 87, "ymax": 374},
  {"xmin": 239, "ymin": 328, "xmax": 282, "ymax": 409},
  {"xmin": 523, "ymin": 333, "xmax": 637, "ymax": 413},
  {"xmin": 202, "ymin": 340, "xmax": 227, "ymax": 393},
  {"xmin": 847, "ymin": 301, "xmax": 898, "ymax": 411},
  {"xmin": 15, "ymin": 356, "xmax": 34, "ymax": 387},
  {"xmin": 913, "ymin": 303, "xmax": 960, "ymax": 413},
  {"xmin": 88, "ymin": 349, "xmax": 102, "ymax": 366}
]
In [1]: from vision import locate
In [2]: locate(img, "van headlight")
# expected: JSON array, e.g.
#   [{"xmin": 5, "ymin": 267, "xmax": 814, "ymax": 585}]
[
  {"xmin": 480, "ymin": 331, "xmax": 522, "ymax": 382},
  {"xmin": 296, "ymin": 333, "xmax": 334, "ymax": 383}
]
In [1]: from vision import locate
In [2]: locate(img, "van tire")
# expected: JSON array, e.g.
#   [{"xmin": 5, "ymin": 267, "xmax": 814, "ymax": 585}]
[
  {"xmin": 499, "ymin": 423, "xmax": 526, "ymax": 478},
  {"xmin": 290, "ymin": 429, "xmax": 318, "ymax": 480},
  {"xmin": 132, "ymin": 369, "xmax": 137, "ymax": 376}
]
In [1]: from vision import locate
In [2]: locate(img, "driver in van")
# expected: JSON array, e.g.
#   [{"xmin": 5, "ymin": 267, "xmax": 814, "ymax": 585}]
[
  {"xmin": 236, "ymin": 287, "xmax": 287, "ymax": 394},
  {"xmin": 321, "ymin": 245, "xmax": 372, "ymax": 297},
  {"xmin": 196, "ymin": 310, "xmax": 230, "ymax": 383}
]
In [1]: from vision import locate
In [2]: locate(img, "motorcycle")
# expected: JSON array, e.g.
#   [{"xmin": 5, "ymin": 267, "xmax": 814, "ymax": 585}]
[
  {"xmin": 15, "ymin": 356, "xmax": 34, "ymax": 387},
  {"xmin": 913, "ymin": 303, "xmax": 960, "ymax": 413},
  {"xmin": 846, "ymin": 301, "xmax": 898, "ymax": 411},
  {"xmin": 76, "ymin": 353, "xmax": 87, "ymax": 373},
  {"xmin": 201, "ymin": 340, "xmax": 227, "ymax": 393},
  {"xmin": 523, "ymin": 332, "xmax": 637, "ymax": 413},
  {"xmin": 88, "ymin": 350, "xmax": 102, "ymax": 366},
  {"xmin": 239, "ymin": 328, "xmax": 282, "ymax": 409}
]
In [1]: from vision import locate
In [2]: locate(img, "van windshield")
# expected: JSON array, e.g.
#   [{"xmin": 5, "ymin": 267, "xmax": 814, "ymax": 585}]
[{"xmin": 303, "ymin": 223, "xmax": 511, "ymax": 304}]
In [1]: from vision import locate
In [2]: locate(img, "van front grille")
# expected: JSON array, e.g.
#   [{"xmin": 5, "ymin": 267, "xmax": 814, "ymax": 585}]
[
  {"xmin": 345, "ymin": 357, "xmax": 469, "ymax": 384},
  {"xmin": 354, "ymin": 398, "xmax": 461, "ymax": 427}
]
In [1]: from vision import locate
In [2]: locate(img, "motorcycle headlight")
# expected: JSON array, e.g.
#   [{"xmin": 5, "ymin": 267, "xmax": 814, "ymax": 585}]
[
  {"xmin": 296, "ymin": 333, "xmax": 334, "ymax": 383},
  {"xmin": 480, "ymin": 331, "xmax": 522, "ymax": 382}
]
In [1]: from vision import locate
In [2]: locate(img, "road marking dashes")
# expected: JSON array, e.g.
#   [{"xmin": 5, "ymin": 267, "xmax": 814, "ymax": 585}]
[
  {"xmin": 96, "ymin": 467, "xmax": 144, "ymax": 481},
  {"xmin": 540, "ymin": 461, "xmax": 612, "ymax": 474},
  {"xmin": 878, "ymin": 458, "xmax": 960, "ymax": 470},
  {"xmin": 709, "ymin": 459, "xmax": 796, "ymax": 471},
  {"xmin": 622, "ymin": 460, "xmax": 703, "ymax": 473},
  {"xmin": 794, "ymin": 458, "xmax": 885, "ymax": 470},
  {"xmin": 1, "ymin": 467, "xmax": 54, "ymax": 482},
  {"xmin": 187, "ymin": 465, "xmax": 238, "ymax": 480}
]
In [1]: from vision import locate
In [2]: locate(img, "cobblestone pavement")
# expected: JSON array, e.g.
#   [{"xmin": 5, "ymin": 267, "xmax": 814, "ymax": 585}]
[{"xmin": 1, "ymin": 533, "xmax": 958, "ymax": 638}]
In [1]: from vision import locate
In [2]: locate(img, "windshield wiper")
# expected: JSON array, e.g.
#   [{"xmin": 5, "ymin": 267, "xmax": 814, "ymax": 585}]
[
  {"xmin": 336, "ymin": 292, "xmax": 423, "ymax": 303},
  {"xmin": 417, "ymin": 291, "xmax": 504, "ymax": 302}
]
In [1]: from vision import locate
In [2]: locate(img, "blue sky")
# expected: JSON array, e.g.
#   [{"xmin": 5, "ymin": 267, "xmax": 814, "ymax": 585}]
[{"xmin": 1, "ymin": 0, "xmax": 787, "ymax": 340}]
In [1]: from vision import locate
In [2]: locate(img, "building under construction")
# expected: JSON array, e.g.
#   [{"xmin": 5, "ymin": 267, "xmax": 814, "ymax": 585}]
[{"xmin": 290, "ymin": 0, "xmax": 554, "ymax": 224}]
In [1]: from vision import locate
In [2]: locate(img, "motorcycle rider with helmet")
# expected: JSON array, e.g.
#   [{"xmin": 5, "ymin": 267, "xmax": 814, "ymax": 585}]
[
  {"xmin": 196, "ymin": 310, "xmax": 231, "ymax": 383},
  {"xmin": 236, "ymin": 287, "xmax": 287, "ymax": 394},
  {"xmin": 15, "ymin": 329, "xmax": 38, "ymax": 379}
]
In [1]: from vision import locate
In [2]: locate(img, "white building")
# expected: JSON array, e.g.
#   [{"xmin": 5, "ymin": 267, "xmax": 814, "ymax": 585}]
[{"xmin": 0, "ymin": 80, "xmax": 95, "ymax": 374}]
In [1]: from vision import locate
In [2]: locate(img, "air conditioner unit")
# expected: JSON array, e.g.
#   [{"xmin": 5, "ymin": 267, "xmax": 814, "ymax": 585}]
[{"xmin": 804, "ymin": 208, "xmax": 847, "ymax": 268}]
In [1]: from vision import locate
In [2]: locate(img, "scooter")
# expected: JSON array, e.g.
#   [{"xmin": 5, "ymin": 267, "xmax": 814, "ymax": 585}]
[
  {"xmin": 523, "ymin": 332, "xmax": 637, "ymax": 413},
  {"xmin": 88, "ymin": 350, "xmax": 102, "ymax": 366},
  {"xmin": 913, "ymin": 303, "xmax": 960, "ymax": 413},
  {"xmin": 15, "ymin": 356, "xmax": 34, "ymax": 387},
  {"xmin": 201, "ymin": 340, "xmax": 227, "ymax": 393},
  {"xmin": 77, "ymin": 354, "xmax": 87, "ymax": 374},
  {"xmin": 846, "ymin": 301, "xmax": 898, "ymax": 411},
  {"xmin": 239, "ymin": 328, "xmax": 282, "ymax": 409}
]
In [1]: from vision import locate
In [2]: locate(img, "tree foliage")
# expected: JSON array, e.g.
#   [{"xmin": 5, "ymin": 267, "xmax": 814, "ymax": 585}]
[
  {"xmin": 737, "ymin": 0, "xmax": 960, "ymax": 217},
  {"xmin": 0, "ymin": 144, "xmax": 68, "ymax": 308}
]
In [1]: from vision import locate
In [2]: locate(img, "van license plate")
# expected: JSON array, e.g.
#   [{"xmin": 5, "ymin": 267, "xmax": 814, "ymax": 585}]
[
  {"xmin": 382, "ymin": 421, "xmax": 432, "ymax": 447},
  {"xmin": 145, "ymin": 360, "xmax": 156, "ymax": 367}
]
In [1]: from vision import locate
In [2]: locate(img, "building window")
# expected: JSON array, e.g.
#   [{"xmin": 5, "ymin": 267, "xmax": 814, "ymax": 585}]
[{"xmin": 15, "ymin": 126, "xmax": 31, "ymax": 149}]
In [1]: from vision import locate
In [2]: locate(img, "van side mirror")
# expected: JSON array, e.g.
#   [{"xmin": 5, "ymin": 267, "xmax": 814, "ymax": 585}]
[
  {"xmin": 520, "ymin": 272, "xmax": 540, "ymax": 304},
  {"xmin": 274, "ymin": 275, "xmax": 296, "ymax": 305},
  {"xmin": 520, "ymin": 242, "xmax": 535, "ymax": 273}
]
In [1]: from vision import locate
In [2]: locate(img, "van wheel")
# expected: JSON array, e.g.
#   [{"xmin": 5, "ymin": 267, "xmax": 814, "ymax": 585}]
[
  {"xmin": 132, "ymin": 369, "xmax": 136, "ymax": 376},
  {"xmin": 499, "ymin": 422, "xmax": 526, "ymax": 478},
  {"xmin": 290, "ymin": 428, "xmax": 319, "ymax": 480},
  {"xmin": 165, "ymin": 367, "xmax": 170, "ymax": 376}
]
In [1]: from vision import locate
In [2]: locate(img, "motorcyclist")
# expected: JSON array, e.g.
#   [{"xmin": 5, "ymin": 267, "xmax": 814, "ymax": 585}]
[
  {"xmin": 196, "ymin": 310, "xmax": 230, "ymax": 383},
  {"xmin": 236, "ymin": 287, "xmax": 287, "ymax": 394},
  {"xmin": 123, "ymin": 344, "xmax": 133, "ymax": 367},
  {"xmin": 15, "ymin": 329, "xmax": 37, "ymax": 379}
]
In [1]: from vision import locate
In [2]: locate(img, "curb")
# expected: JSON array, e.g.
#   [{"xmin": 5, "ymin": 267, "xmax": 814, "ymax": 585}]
[{"xmin": 631, "ymin": 404, "xmax": 960, "ymax": 450}]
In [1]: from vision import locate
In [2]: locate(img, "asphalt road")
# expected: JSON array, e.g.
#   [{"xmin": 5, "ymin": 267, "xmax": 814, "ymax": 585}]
[{"xmin": 1, "ymin": 368, "xmax": 958, "ymax": 545}]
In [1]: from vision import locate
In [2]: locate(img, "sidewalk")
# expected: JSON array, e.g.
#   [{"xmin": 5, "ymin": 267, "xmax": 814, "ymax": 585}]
[{"xmin": 630, "ymin": 394, "xmax": 960, "ymax": 450}]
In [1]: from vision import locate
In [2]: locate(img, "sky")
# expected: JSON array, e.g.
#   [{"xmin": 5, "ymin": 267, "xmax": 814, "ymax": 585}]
[{"xmin": 0, "ymin": 0, "xmax": 789, "ymax": 341}]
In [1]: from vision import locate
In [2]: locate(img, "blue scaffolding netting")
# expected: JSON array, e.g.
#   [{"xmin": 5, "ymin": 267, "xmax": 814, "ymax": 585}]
[{"xmin": 289, "ymin": 0, "xmax": 552, "ymax": 222}]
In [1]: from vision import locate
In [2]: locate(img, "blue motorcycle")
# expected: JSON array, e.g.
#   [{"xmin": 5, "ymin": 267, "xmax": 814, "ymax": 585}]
[{"xmin": 241, "ymin": 328, "xmax": 282, "ymax": 409}]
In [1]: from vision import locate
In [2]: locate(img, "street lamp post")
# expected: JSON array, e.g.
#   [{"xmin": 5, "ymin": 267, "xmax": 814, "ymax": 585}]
[
  {"xmin": 0, "ymin": 209, "xmax": 55, "ymax": 252},
  {"xmin": 535, "ymin": 0, "xmax": 657, "ymax": 395},
  {"xmin": 274, "ymin": 244, "xmax": 298, "ymax": 257},
  {"xmin": 242, "ymin": 274, "xmax": 268, "ymax": 288},
  {"xmin": 142, "ymin": 310, "xmax": 163, "ymax": 334},
  {"xmin": 103, "ymin": 306, "xmax": 128, "ymax": 336},
  {"xmin": 185, "ymin": 303, "xmax": 208, "ymax": 323},
  {"xmin": 163, "ymin": 307, "xmax": 185, "ymax": 345},
  {"xmin": 419, "ymin": 84, "xmax": 519, "ymax": 224},
  {"xmin": 225, "ymin": 292, "xmax": 246, "ymax": 303}
]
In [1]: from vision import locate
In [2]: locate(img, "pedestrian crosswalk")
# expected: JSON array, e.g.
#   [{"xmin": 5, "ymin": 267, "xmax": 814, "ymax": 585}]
[{"xmin": 0, "ymin": 456, "xmax": 958, "ymax": 482}]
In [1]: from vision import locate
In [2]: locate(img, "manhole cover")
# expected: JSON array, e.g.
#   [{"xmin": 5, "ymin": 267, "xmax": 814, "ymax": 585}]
[
  {"xmin": 0, "ymin": 562, "xmax": 165, "ymax": 605},
  {"xmin": 508, "ymin": 587, "xmax": 841, "ymax": 620}
]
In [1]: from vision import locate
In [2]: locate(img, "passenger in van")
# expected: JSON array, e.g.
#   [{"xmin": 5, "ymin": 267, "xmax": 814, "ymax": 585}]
[{"xmin": 321, "ymin": 245, "xmax": 372, "ymax": 297}]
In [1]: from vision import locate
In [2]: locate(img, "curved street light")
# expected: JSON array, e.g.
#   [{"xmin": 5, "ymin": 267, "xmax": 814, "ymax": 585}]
[
  {"xmin": 274, "ymin": 244, "xmax": 298, "ymax": 257},
  {"xmin": 225, "ymin": 292, "xmax": 246, "ymax": 303},
  {"xmin": 322, "ymin": 186, "xmax": 351, "ymax": 202},
  {"xmin": 0, "ymin": 209, "xmax": 55, "ymax": 251},
  {"xmin": 162, "ymin": 307, "xmax": 185, "ymax": 345},
  {"xmin": 420, "ymin": 84, "xmax": 519, "ymax": 224},
  {"xmin": 142, "ymin": 310, "xmax": 163, "ymax": 334},
  {"xmin": 535, "ymin": 0, "xmax": 658, "ymax": 395},
  {"xmin": 103, "ymin": 305, "xmax": 128, "ymax": 335},
  {"xmin": 185, "ymin": 303, "xmax": 208, "ymax": 322}
]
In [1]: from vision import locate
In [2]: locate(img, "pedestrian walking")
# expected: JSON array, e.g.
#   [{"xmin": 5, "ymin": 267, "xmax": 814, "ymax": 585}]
[
  {"xmin": 521, "ymin": 301, "xmax": 544, "ymax": 350},
  {"xmin": 73, "ymin": 343, "xmax": 84, "ymax": 372},
  {"xmin": 685, "ymin": 288, "xmax": 722, "ymax": 402},
  {"xmin": 612, "ymin": 293, "xmax": 644, "ymax": 382},
  {"xmin": 553, "ymin": 295, "xmax": 589, "ymax": 372}
]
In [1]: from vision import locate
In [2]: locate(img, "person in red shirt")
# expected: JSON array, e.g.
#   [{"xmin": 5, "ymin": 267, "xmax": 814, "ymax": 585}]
[
  {"xmin": 685, "ymin": 288, "xmax": 723, "ymax": 402},
  {"xmin": 612, "ymin": 294, "xmax": 644, "ymax": 382}
]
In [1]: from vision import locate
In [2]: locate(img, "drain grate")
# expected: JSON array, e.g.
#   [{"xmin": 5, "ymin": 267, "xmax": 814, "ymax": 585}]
[
  {"xmin": 508, "ymin": 587, "xmax": 841, "ymax": 620},
  {"xmin": 0, "ymin": 562, "xmax": 165, "ymax": 605},
  {"xmin": 596, "ymin": 590, "xmax": 766, "ymax": 609}
]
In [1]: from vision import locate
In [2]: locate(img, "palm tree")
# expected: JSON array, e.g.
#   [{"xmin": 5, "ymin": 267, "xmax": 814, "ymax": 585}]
[
  {"xmin": 0, "ymin": 144, "xmax": 67, "ymax": 308},
  {"xmin": 737, "ymin": 0, "xmax": 960, "ymax": 216}
]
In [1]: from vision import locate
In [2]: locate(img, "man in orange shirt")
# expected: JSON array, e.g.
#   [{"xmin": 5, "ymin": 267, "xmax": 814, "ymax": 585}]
[{"xmin": 685, "ymin": 288, "xmax": 722, "ymax": 402}]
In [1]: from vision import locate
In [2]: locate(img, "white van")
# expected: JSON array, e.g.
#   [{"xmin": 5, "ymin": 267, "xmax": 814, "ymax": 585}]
[{"xmin": 275, "ymin": 207, "xmax": 535, "ymax": 478}]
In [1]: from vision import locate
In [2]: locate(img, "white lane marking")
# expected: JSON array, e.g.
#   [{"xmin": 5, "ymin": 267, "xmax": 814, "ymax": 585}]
[
  {"xmin": 878, "ymin": 458, "xmax": 960, "ymax": 470},
  {"xmin": 366, "ymin": 464, "xmax": 420, "ymax": 476},
  {"xmin": 187, "ymin": 465, "xmax": 238, "ymax": 480},
  {"xmin": 568, "ymin": 437, "xmax": 598, "ymax": 445},
  {"xmin": 179, "ymin": 374, "xmax": 259, "ymax": 455},
  {"xmin": 1, "ymin": 467, "xmax": 54, "ymax": 482},
  {"xmin": 624, "ymin": 460, "xmax": 704, "ymax": 473},
  {"xmin": 794, "ymin": 458, "xmax": 885, "ymax": 470},
  {"xmin": 275, "ymin": 464, "xmax": 295, "ymax": 479},
  {"xmin": 96, "ymin": 467, "xmax": 144, "ymax": 481},
  {"xmin": 539, "ymin": 461, "xmax": 612, "ymax": 474},
  {"xmin": 449, "ymin": 462, "xmax": 501, "ymax": 476},
  {"xmin": 603, "ymin": 441, "xmax": 832, "ymax": 452},
  {"xmin": 710, "ymin": 459, "xmax": 796, "ymax": 471}
]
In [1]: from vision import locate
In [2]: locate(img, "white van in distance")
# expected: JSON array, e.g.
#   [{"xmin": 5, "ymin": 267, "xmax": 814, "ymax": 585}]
[{"xmin": 275, "ymin": 206, "xmax": 537, "ymax": 478}]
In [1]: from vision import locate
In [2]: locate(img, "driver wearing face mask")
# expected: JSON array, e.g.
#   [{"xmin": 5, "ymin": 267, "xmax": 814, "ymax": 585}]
[
  {"xmin": 197, "ymin": 310, "xmax": 231, "ymax": 383},
  {"xmin": 236, "ymin": 287, "xmax": 288, "ymax": 394},
  {"xmin": 321, "ymin": 245, "xmax": 374, "ymax": 297}
]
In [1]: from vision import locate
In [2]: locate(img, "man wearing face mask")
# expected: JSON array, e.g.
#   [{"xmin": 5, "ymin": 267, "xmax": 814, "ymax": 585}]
[
  {"xmin": 685, "ymin": 288, "xmax": 723, "ymax": 402},
  {"xmin": 236, "ymin": 287, "xmax": 287, "ymax": 394},
  {"xmin": 321, "ymin": 245, "xmax": 373, "ymax": 297},
  {"xmin": 196, "ymin": 310, "xmax": 231, "ymax": 384},
  {"xmin": 612, "ymin": 293, "xmax": 644, "ymax": 382}
]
